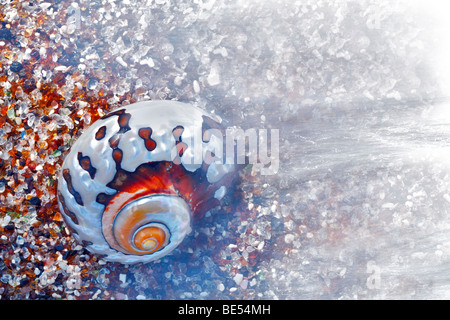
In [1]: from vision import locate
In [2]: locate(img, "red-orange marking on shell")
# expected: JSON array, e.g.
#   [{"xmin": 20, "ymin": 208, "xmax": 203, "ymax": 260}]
[
  {"xmin": 112, "ymin": 149, "xmax": 123, "ymax": 163},
  {"xmin": 138, "ymin": 127, "xmax": 157, "ymax": 151},
  {"xmin": 138, "ymin": 127, "xmax": 152, "ymax": 139},
  {"xmin": 109, "ymin": 134, "xmax": 120, "ymax": 148},
  {"xmin": 79, "ymin": 157, "xmax": 91, "ymax": 170},
  {"xmin": 118, "ymin": 113, "xmax": 131, "ymax": 128},
  {"xmin": 77, "ymin": 153, "xmax": 97, "ymax": 179},
  {"xmin": 95, "ymin": 125, "xmax": 107, "ymax": 140},
  {"xmin": 116, "ymin": 112, "xmax": 132, "ymax": 134},
  {"xmin": 145, "ymin": 139, "xmax": 156, "ymax": 151}
]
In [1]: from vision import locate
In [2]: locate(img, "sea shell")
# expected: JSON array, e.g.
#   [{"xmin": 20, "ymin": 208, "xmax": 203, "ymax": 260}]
[{"xmin": 57, "ymin": 100, "xmax": 235, "ymax": 264}]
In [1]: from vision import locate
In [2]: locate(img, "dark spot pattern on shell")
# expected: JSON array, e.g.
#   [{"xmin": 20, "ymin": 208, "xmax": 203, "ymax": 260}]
[
  {"xmin": 77, "ymin": 152, "xmax": 97, "ymax": 179},
  {"xmin": 117, "ymin": 112, "xmax": 131, "ymax": 133},
  {"xmin": 58, "ymin": 191, "xmax": 79, "ymax": 225},
  {"xmin": 62, "ymin": 169, "xmax": 84, "ymax": 206},
  {"xmin": 138, "ymin": 127, "xmax": 157, "ymax": 151},
  {"xmin": 95, "ymin": 126, "xmax": 107, "ymax": 140},
  {"xmin": 96, "ymin": 192, "xmax": 116, "ymax": 206}
]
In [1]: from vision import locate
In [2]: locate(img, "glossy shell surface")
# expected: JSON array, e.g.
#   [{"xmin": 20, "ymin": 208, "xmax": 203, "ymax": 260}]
[{"xmin": 57, "ymin": 100, "xmax": 234, "ymax": 264}]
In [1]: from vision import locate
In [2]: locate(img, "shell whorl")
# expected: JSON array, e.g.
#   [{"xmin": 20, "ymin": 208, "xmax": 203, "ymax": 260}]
[
  {"xmin": 103, "ymin": 194, "xmax": 191, "ymax": 258},
  {"xmin": 57, "ymin": 100, "xmax": 235, "ymax": 264}
]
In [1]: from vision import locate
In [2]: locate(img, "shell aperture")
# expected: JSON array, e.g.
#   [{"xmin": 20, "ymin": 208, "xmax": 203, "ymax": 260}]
[{"xmin": 57, "ymin": 100, "xmax": 235, "ymax": 264}]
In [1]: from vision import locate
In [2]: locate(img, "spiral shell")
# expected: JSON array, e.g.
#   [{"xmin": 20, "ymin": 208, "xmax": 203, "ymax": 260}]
[{"xmin": 57, "ymin": 100, "xmax": 235, "ymax": 264}]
